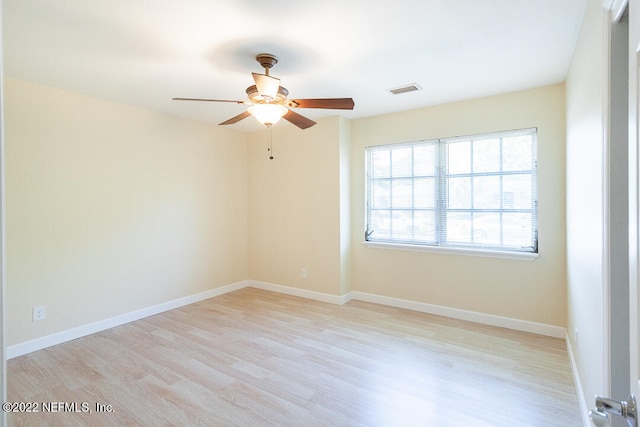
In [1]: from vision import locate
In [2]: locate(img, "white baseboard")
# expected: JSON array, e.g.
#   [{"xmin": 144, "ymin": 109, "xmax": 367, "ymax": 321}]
[
  {"xmin": 248, "ymin": 280, "xmax": 351, "ymax": 305},
  {"xmin": 7, "ymin": 280, "xmax": 567, "ymax": 359},
  {"xmin": 246, "ymin": 284, "xmax": 565, "ymax": 338},
  {"xmin": 347, "ymin": 291, "xmax": 567, "ymax": 339},
  {"xmin": 6, "ymin": 280, "xmax": 249, "ymax": 359},
  {"xmin": 566, "ymin": 331, "xmax": 591, "ymax": 427}
]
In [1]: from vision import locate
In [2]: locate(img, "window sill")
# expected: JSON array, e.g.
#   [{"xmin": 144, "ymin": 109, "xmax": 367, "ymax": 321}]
[{"xmin": 362, "ymin": 241, "xmax": 539, "ymax": 261}]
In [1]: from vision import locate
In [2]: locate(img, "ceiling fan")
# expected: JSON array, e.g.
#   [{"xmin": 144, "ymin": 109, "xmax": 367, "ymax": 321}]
[{"xmin": 173, "ymin": 53, "xmax": 355, "ymax": 130}]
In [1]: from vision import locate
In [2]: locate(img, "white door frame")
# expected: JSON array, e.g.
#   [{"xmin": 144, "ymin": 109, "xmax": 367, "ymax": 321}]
[
  {"xmin": 606, "ymin": 0, "xmax": 631, "ymax": 412},
  {"xmin": 628, "ymin": 0, "xmax": 640, "ymax": 406},
  {"xmin": 602, "ymin": 0, "xmax": 630, "ymax": 407},
  {"xmin": 0, "ymin": 0, "xmax": 7, "ymax": 425}
]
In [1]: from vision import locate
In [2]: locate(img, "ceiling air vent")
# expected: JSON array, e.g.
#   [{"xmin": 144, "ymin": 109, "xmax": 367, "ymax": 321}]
[{"xmin": 388, "ymin": 83, "xmax": 422, "ymax": 95}]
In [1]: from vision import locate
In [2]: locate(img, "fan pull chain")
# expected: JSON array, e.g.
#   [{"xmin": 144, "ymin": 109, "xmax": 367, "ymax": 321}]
[{"xmin": 268, "ymin": 126, "xmax": 274, "ymax": 160}]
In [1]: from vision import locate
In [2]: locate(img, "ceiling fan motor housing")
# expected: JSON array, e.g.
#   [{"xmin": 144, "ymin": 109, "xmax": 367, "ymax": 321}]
[{"xmin": 246, "ymin": 84, "xmax": 289, "ymax": 104}]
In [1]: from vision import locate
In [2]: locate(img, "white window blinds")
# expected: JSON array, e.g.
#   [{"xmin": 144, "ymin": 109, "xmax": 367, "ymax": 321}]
[{"xmin": 366, "ymin": 128, "xmax": 537, "ymax": 253}]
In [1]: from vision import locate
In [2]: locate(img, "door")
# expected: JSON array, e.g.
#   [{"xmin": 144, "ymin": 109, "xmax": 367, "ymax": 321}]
[
  {"xmin": 630, "ymin": 0, "xmax": 640, "ymax": 407},
  {"xmin": 592, "ymin": 0, "xmax": 640, "ymax": 426}
]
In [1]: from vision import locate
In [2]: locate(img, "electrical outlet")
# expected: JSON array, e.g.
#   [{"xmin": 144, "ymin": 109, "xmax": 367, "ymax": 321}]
[
  {"xmin": 301, "ymin": 268, "xmax": 308, "ymax": 279},
  {"xmin": 574, "ymin": 327, "xmax": 579, "ymax": 344},
  {"xmin": 32, "ymin": 305, "xmax": 46, "ymax": 322}
]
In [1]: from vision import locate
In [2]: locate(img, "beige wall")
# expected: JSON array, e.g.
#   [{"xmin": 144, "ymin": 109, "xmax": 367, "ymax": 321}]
[
  {"xmin": 565, "ymin": 0, "xmax": 608, "ymax": 414},
  {"xmin": 350, "ymin": 84, "xmax": 567, "ymax": 327},
  {"xmin": 339, "ymin": 117, "xmax": 352, "ymax": 295},
  {"xmin": 246, "ymin": 84, "xmax": 567, "ymax": 329},
  {"xmin": 5, "ymin": 78, "xmax": 248, "ymax": 346},
  {"xmin": 247, "ymin": 116, "xmax": 348, "ymax": 295},
  {"xmin": 6, "ymin": 77, "xmax": 569, "ymax": 350}
]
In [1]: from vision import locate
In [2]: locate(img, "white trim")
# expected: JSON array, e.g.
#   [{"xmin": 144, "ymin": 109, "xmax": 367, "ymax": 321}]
[
  {"xmin": 566, "ymin": 331, "xmax": 592, "ymax": 427},
  {"xmin": 6, "ymin": 280, "xmax": 249, "ymax": 359},
  {"xmin": 248, "ymin": 280, "xmax": 351, "ymax": 305},
  {"xmin": 627, "ymin": 0, "xmax": 640, "ymax": 402},
  {"xmin": 251, "ymin": 283, "xmax": 565, "ymax": 338},
  {"xmin": 610, "ymin": 0, "xmax": 629, "ymax": 22},
  {"xmin": 363, "ymin": 241, "xmax": 539, "ymax": 261},
  {"xmin": 603, "ymin": 0, "xmax": 629, "ymax": 20},
  {"xmin": 0, "ymin": 0, "xmax": 7, "ymax": 419},
  {"xmin": 602, "ymin": 4, "xmax": 613, "ymax": 397},
  {"xmin": 348, "ymin": 290, "xmax": 566, "ymax": 338}
]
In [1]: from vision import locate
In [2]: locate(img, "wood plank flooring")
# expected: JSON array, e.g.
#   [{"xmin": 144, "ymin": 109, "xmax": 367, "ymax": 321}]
[{"xmin": 7, "ymin": 288, "xmax": 582, "ymax": 426}]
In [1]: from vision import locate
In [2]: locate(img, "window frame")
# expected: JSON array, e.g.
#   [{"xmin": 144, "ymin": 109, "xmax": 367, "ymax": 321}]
[{"xmin": 364, "ymin": 128, "xmax": 538, "ymax": 260}]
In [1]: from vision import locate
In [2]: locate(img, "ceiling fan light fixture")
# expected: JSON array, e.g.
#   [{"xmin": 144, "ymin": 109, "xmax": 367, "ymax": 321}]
[{"xmin": 248, "ymin": 104, "xmax": 288, "ymax": 126}]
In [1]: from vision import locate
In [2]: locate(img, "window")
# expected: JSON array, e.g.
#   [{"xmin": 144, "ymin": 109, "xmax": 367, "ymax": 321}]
[{"xmin": 365, "ymin": 128, "xmax": 537, "ymax": 254}]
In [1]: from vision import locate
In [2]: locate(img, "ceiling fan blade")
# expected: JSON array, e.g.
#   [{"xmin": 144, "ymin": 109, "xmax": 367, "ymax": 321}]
[
  {"xmin": 283, "ymin": 109, "xmax": 316, "ymax": 130},
  {"xmin": 173, "ymin": 97, "xmax": 245, "ymax": 104},
  {"xmin": 252, "ymin": 73, "xmax": 281, "ymax": 100},
  {"xmin": 288, "ymin": 98, "xmax": 355, "ymax": 110},
  {"xmin": 219, "ymin": 111, "xmax": 252, "ymax": 125}
]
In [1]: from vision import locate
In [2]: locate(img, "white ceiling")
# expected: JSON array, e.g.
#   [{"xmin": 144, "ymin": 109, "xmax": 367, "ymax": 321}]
[{"xmin": 3, "ymin": 0, "xmax": 588, "ymax": 132}]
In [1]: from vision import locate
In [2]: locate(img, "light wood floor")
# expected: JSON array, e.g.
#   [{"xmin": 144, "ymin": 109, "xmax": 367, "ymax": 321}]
[{"xmin": 7, "ymin": 288, "xmax": 582, "ymax": 426}]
